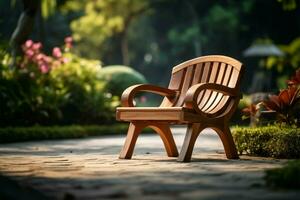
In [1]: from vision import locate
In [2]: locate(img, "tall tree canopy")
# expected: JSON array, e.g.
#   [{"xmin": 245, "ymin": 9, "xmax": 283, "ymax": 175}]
[{"xmin": 70, "ymin": 0, "xmax": 150, "ymax": 65}]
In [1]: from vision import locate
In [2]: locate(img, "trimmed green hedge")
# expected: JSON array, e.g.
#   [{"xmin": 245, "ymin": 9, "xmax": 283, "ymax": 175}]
[
  {"xmin": 0, "ymin": 124, "xmax": 130, "ymax": 143},
  {"xmin": 0, "ymin": 124, "xmax": 155, "ymax": 143},
  {"xmin": 232, "ymin": 126, "xmax": 300, "ymax": 158},
  {"xmin": 265, "ymin": 160, "xmax": 300, "ymax": 189}
]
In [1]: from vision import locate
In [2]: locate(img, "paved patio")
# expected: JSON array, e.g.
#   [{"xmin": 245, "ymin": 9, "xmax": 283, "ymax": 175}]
[{"xmin": 0, "ymin": 127, "xmax": 299, "ymax": 200}]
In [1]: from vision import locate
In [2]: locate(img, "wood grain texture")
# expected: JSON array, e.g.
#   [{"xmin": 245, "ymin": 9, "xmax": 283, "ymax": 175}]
[
  {"xmin": 119, "ymin": 122, "xmax": 145, "ymax": 159},
  {"xmin": 177, "ymin": 123, "xmax": 204, "ymax": 162},
  {"xmin": 172, "ymin": 55, "xmax": 242, "ymax": 73}
]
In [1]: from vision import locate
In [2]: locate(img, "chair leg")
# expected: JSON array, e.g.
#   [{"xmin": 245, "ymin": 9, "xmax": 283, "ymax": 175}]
[
  {"xmin": 149, "ymin": 123, "xmax": 178, "ymax": 157},
  {"xmin": 212, "ymin": 124, "xmax": 239, "ymax": 159},
  {"xmin": 178, "ymin": 123, "xmax": 204, "ymax": 162},
  {"xmin": 119, "ymin": 122, "xmax": 145, "ymax": 159}
]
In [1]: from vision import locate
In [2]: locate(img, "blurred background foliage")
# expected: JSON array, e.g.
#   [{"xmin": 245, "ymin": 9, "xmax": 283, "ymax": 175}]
[{"xmin": 0, "ymin": 0, "xmax": 300, "ymax": 126}]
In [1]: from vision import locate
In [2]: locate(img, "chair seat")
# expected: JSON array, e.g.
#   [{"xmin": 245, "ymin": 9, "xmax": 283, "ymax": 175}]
[{"xmin": 116, "ymin": 107, "xmax": 203, "ymax": 123}]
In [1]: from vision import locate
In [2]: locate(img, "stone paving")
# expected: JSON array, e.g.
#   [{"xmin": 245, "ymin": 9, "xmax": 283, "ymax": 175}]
[{"xmin": 0, "ymin": 127, "xmax": 299, "ymax": 200}]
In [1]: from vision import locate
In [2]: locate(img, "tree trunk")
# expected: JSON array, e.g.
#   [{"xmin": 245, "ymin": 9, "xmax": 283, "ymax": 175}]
[
  {"xmin": 10, "ymin": 0, "xmax": 40, "ymax": 65},
  {"xmin": 121, "ymin": 30, "xmax": 130, "ymax": 66},
  {"xmin": 37, "ymin": 7, "xmax": 46, "ymax": 44},
  {"xmin": 186, "ymin": 2, "xmax": 202, "ymax": 56}
]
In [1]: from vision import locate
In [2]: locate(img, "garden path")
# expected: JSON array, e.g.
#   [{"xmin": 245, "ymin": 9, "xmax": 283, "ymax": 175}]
[{"xmin": 0, "ymin": 127, "xmax": 299, "ymax": 200}]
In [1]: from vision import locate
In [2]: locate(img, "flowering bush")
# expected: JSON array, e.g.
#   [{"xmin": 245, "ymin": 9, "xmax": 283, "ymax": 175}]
[{"xmin": 0, "ymin": 37, "xmax": 118, "ymax": 126}]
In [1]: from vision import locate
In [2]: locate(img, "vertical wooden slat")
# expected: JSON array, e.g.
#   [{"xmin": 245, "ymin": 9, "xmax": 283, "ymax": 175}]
[
  {"xmin": 216, "ymin": 63, "xmax": 226, "ymax": 84},
  {"xmin": 197, "ymin": 62, "xmax": 212, "ymax": 106},
  {"xmin": 176, "ymin": 66, "xmax": 195, "ymax": 106},
  {"xmin": 205, "ymin": 62, "xmax": 226, "ymax": 112},
  {"xmin": 202, "ymin": 91, "xmax": 218, "ymax": 111},
  {"xmin": 209, "ymin": 96, "xmax": 230, "ymax": 114},
  {"xmin": 206, "ymin": 93, "xmax": 224, "ymax": 113},
  {"xmin": 168, "ymin": 69, "xmax": 186, "ymax": 90},
  {"xmin": 223, "ymin": 65, "xmax": 233, "ymax": 86},
  {"xmin": 192, "ymin": 63, "xmax": 204, "ymax": 85},
  {"xmin": 200, "ymin": 62, "xmax": 212, "ymax": 83},
  {"xmin": 209, "ymin": 62, "xmax": 220, "ymax": 83},
  {"xmin": 228, "ymin": 68, "xmax": 239, "ymax": 88},
  {"xmin": 207, "ymin": 64, "xmax": 233, "ymax": 114},
  {"xmin": 163, "ymin": 58, "xmax": 240, "ymax": 113},
  {"xmin": 160, "ymin": 69, "xmax": 185, "ymax": 107},
  {"xmin": 203, "ymin": 62, "xmax": 221, "ymax": 111},
  {"xmin": 199, "ymin": 62, "xmax": 219, "ymax": 110}
]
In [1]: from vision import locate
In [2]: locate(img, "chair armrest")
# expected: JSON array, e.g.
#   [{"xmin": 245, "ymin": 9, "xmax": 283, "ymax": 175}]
[
  {"xmin": 184, "ymin": 83, "xmax": 238, "ymax": 114},
  {"xmin": 121, "ymin": 84, "xmax": 177, "ymax": 107}
]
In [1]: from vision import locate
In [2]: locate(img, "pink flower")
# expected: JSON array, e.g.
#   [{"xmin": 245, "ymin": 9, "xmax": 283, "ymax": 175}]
[
  {"xmin": 44, "ymin": 56, "xmax": 52, "ymax": 63},
  {"xmin": 64, "ymin": 36, "xmax": 73, "ymax": 44},
  {"xmin": 39, "ymin": 64, "xmax": 49, "ymax": 74},
  {"xmin": 25, "ymin": 40, "xmax": 33, "ymax": 48},
  {"xmin": 37, "ymin": 60, "xmax": 44, "ymax": 66},
  {"xmin": 36, "ymin": 53, "xmax": 44, "ymax": 61},
  {"xmin": 61, "ymin": 57, "xmax": 69, "ymax": 64},
  {"xmin": 32, "ymin": 42, "xmax": 42, "ymax": 51},
  {"xmin": 64, "ymin": 36, "xmax": 73, "ymax": 49},
  {"xmin": 52, "ymin": 47, "xmax": 62, "ymax": 58},
  {"xmin": 52, "ymin": 60, "xmax": 61, "ymax": 68},
  {"xmin": 25, "ymin": 49, "xmax": 35, "ymax": 58}
]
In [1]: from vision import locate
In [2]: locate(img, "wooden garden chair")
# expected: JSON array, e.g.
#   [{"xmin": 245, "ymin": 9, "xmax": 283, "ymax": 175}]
[{"xmin": 116, "ymin": 55, "xmax": 244, "ymax": 162}]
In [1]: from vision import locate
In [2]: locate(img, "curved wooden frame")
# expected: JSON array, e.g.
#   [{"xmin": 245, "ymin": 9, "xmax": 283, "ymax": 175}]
[
  {"xmin": 116, "ymin": 55, "xmax": 244, "ymax": 162},
  {"xmin": 121, "ymin": 84, "xmax": 177, "ymax": 107},
  {"xmin": 172, "ymin": 55, "xmax": 242, "ymax": 73},
  {"xmin": 184, "ymin": 83, "xmax": 238, "ymax": 116}
]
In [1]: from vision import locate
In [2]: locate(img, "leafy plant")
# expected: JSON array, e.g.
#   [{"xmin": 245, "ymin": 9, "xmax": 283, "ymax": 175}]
[
  {"xmin": 263, "ymin": 86, "xmax": 300, "ymax": 126},
  {"xmin": 50, "ymin": 52, "xmax": 118, "ymax": 124},
  {"xmin": 265, "ymin": 160, "xmax": 300, "ymax": 189},
  {"xmin": 277, "ymin": 0, "xmax": 298, "ymax": 11},
  {"xmin": 266, "ymin": 37, "xmax": 300, "ymax": 73}
]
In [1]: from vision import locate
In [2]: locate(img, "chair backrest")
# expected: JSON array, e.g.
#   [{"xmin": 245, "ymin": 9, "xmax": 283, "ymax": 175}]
[{"xmin": 161, "ymin": 55, "xmax": 243, "ymax": 115}]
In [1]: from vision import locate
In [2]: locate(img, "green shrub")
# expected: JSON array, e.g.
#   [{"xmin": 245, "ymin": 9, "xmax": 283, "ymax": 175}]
[
  {"xmin": 232, "ymin": 126, "xmax": 300, "ymax": 158},
  {"xmin": 265, "ymin": 160, "xmax": 300, "ymax": 189},
  {"xmin": 50, "ymin": 52, "xmax": 118, "ymax": 125},
  {"xmin": 98, "ymin": 65, "xmax": 147, "ymax": 97},
  {"xmin": 0, "ymin": 39, "xmax": 119, "ymax": 126},
  {"xmin": 0, "ymin": 124, "xmax": 128, "ymax": 143},
  {"xmin": 0, "ymin": 124, "xmax": 154, "ymax": 143}
]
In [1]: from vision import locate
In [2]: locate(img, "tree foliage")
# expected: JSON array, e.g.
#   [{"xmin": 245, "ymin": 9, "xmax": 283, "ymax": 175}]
[
  {"xmin": 70, "ymin": 0, "xmax": 150, "ymax": 64},
  {"xmin": 267, "ymin": 37, "xmax": 300, "ymax": 73},
  {"xmin": 2, "ymin": 0, "xmax": 300, "ymax": 88}
]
